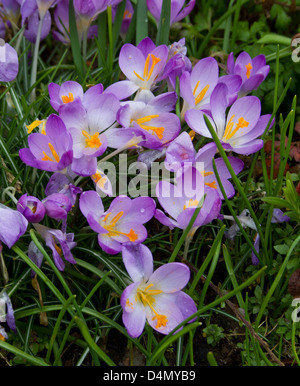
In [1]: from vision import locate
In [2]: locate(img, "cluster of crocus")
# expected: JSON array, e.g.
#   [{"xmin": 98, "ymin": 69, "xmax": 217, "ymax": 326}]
[{"xmin": 3, "ymin": 29, "xmax": 275, "ymax": 339}]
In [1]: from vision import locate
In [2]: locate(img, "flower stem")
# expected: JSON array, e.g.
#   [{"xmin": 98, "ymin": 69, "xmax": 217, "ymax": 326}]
[{"xmin": 29, "ymin": 13, "xmax": 45, "ymax": 103}]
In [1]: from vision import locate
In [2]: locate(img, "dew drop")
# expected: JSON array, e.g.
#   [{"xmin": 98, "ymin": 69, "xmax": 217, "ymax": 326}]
[{"xmin": 140, "ymin": 208, "xmax": 145, "ymax": 213}]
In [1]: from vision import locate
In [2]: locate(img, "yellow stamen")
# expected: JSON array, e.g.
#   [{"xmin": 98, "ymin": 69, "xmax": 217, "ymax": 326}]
[
  {"xmin": 201, "ymin": 171, "xmax": 214, "ymax": 177},
  {"xmin": 54, "ymin": 244, "xmax": 62, "ymax": 256},
  {"xmin": 61, "ymin": 92, "xmax": 74, "ymax": 104},
  {"xmin": 41, "ymin": 143, "xmax": 60, "ymax": 163},
  {"xmin": 184, "ymin": 199, "xmax": 199, "ymax": 210},
  {"xmin": 245, "ymin": 63, "xmax": 252, "ymax": 79},
  {"xmin": 27, "ymin": 120, "xmax": 42, "ymax": 134},
  {"xmin": 205, "ymin": 181, "xmax": 217, "ymax": 189},
  {"xmin": 195, "ymin": 84, "xmax": 210, "ymax": 105},
  {"xmin": 133, "ymin": 54, "xmax": 161, "ymax": 83},
  {"xmin": 135, "ymin": 115, "xmax": 164, "ymax": 140},
  {"xmin": 189, "ymin": 130, "xmax": 196, "ymax": 141},
  {"xmin": 123, "ymin": 10, "xmax": 132, "ymax": 19},
  {"xmin": 193, "ymin": 80, "xmax": 210, "ymax": 105},
  {"xmin": 82, "ymin": 130, "xmax": 102, "ymax": 148},
  {"xmin": 92, "ymin": 172, "xmax": 107, "ymax": 189},
  {"xmin": 0, "ymin": 334, "xmax": 5, "ymax": 342},
  {"xmin": 137, "ymin": 285, "xmax": 167, "ymax": 329},
  {"xmin": 103, "ymin": 211, "xmax": 138, "ymax": 242},
  {"xmin": 223, "ymin": 115, "xmax": 249, "ymax": 141}
]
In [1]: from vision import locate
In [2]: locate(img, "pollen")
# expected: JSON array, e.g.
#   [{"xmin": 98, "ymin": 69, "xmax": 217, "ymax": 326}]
[
  {"xmin": 41, "ymin": 143, "xmax": 60, "ymax": 163},
  {"xmin": 245, "ymin": 62, "xmax": 253, "ymax": 79},
  {"xmin": 193, "ymin": 80, "xmax": 210, "ymax": 105},
  {"xmin": 223, "ymin": 114, "xmax": 249, "ymax": 141},
  {"xmin": 82, "ymin": 130, "xmax": 102, "ymax": 148},
  {"xmin": 61, "ymin": 92, "xmax": 74, "ymax": 104}
]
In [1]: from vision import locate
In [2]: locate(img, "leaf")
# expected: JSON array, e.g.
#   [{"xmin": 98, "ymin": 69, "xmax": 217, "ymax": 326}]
[
  {"xmin": 274, "ymin": 244, "xmax": 290, "ymax": 255},
  {"xmin": 257, "ymin": 33, "xmax": 291, "ymax": 46}
]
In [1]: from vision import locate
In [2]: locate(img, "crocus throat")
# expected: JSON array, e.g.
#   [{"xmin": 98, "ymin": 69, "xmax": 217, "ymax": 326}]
[
  {"xmin": 245, "ymin": 63, "xmax": 252, "ymax": 79},
  {"xmin": 223, "ymin": 114, "xmax": 249, "ymax": 141},
  {"xmin": 193, "ymin": 80, "xmax": 210, "ymax": 105},
  {"xmin": 136, "ymin": 283, "xmax": 168, "ymax": 329},
  {"xmin": 82, "ymin": 130, "xmax": 102, "ymax": 148},
  {"xmin": 61, "ymin": 92, "xmax": 74, "ymax": 104},
  {"xmin": 41, "ymin": 143, "xmax": 60, "ymax": 163},
  {"xmin": 134, "ymin": 115, "xmax": 164, "ymax": 140},
  {"xmin": 102, "ymin": 211, "xmax": 138, "ymax": 242},
  {"xmin": 123, "ymin": 10, "xmax": 132, "ymax": 19},
  {"xmin": 134, "ymin": 53, "xmax": 161, "ymax": 83}
]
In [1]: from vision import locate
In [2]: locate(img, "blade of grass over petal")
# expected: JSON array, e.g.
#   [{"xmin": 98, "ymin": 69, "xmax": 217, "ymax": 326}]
[
  {"xmin": 69, "ymin": 0, "xmax": 84, "ymax": 83},
  {"xmin": 168, "ymin": 204, "xmax": 202, "ymax": 263},
  {"xmin": 136, "ymin": 0, "xmax": 148, "ymax": 44},
  {"xmin": 156, "ymin": 0, "xmax": 171, "ymax": 46}
]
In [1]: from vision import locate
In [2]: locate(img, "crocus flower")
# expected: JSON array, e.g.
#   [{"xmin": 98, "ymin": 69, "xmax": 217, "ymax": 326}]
[
  {"xmin": 17, "ymin": 193, "xmax": 46, "ymax": 223},
  {"xmin": 42, "ymin": 193, "xmax": 72, "ymax": 232},
  {"xmin": 227, "ymin": 51, "xmax": 270, "ymax": 96},
  {"xmin": 0, "ymin": 204, "xmax": 28, "ymax": 248},
  {"xmin": 79, "ymin": 191, "xmax": 156, "ymax": 254},
  {"xmin": 53, "ymin": 0, "xmax": 97, "ymax": 44},
  {"xmin": 0, "ymin": 290, "xmax": 17, "ymax": 340},
  {"xmin": 21, "ymin": 0, "xmax": 52, "ymax": 43},
  {"xmin": 164, "ymin": 38, "xmax": 192, "ymax": 90},
  {"xmin": 48, "ymin": 80, "xmax": 104, "ymax": 112},
  {"xmin": 33, "ymin": 223, "xmax": 77, "ymax": 271},
  {"xmin": 120, "ymin": 0, "xmax": 133, "ymax": 38},
  {"xmin": 0, "ymin": 0, "xmax": 21, "ymax": 27},
  {"xmin": 19, "ymin": 114, "xmax": 73, "ymax": 173},
  {"xmin": 185, "ymin": 83, "xmax": 274, "ymax": 155},
  {"xmin": 223, "ymin": 209, "xmax": 257, "ymax": 240},
  {"xmin": 147, "ymin": 0, "xmax": 195, "ymax": 25},
  {"xmin": 105, "ymin": 37, "xmax": 169, "ymax": 100},
  {"xmin": 91, "ymin": 168, "xmax": 114, "ymax": 197},
  {"xmin": 45, "ymin": 172, "xmax": 82, "ymax": 206},
  {"xmin": 117, "ymin": 97, "xmax": 180, "ymax": 150},
  {"xmin": 165, "ymin": 133, "xmax": 244, "ymax": 199},
  {"xmin": 0, "ymin": 39, "xmax": 19, "ymax": 82},
  {"xmin": 59, "ymin": 93, "xmax": 120, "ymax": 176},
  {"xmin": 28, "ymin": 240, "xmax": 44, "ymax": 277},
  {"xmin": 179, "ymin": 57, "xmax": 219, "ymax": 119},
  {"xmin": 155, "ymin": 167, "xmax": 221, "ymax": 235},
  {"xmin": 121, "ymin": 243, "xmax": 197, "ymax": 337}
]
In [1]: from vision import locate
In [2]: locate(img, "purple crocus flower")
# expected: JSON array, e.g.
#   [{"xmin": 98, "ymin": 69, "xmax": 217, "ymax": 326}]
[
  {"xmin": 185, "ymin": 83, "xmax": 274, "ymax": 155},
  {"xmin": 147, "ymin": 0, "xmax": 195, "ymax": 25},
  {"xmin": 117, "ymin": 97, "xmax": 180, "ymax": 150},
  {"xmin": 19, "ymin": 114, "xmax": 73, "ymax": 172},
  {"xmin": 48, "ymin": 80, "xmax": 104, "ymax": 112},
  {"xmin": 179, "ymin": 57, "xmax": 219, "ymax": 119},
  {"xmin": 0, "ymin": 40, "xmax": 19, "ymax": 82},
  {"xmin": 79, "ymin": 191, "xmax": 156, "ymax": 255},
  {"xmin": 45, "ymin": 172, "xmax": 82, "ymax": 206},
  {"xmin": 164, "ymin": 38, "xmax": 192, "ymax": 90},
  {"xmin": 21, "ymin": 0, "xmax": 52, "ymax": 43},
  {"xmin": 227, "ymin": 51, "xmax": 270, "ymax": 96},
  {"xmin": 105, "ymin": 37, "xmax": 169, "ymax": 100},
  {"xmin": 17, "ymin": 193, "xmax": 46, "ymax": 223},
  {"xmin": 0, "ymin": 204, "xmax": 28, "ymax": 248},
  {"xmin": 121, "ymin": 243, "xmax": 197, "ymax": 337},
  {"xmin": 1, "ymin": 0, "xmax": 21, "ymax": 26},
  {"xmin": 165, "ymin": 133, "xmax": 244, "ymax": 199},
  {"xmin": 33, "ymin": 223, "xmax": 77, "ymax": 271},
  {"xmin": 42, "ymin": 193, "xmax": 72, "ymax": 232},
  {"xmin": 59, "ymin": 93, "xmax": 120, "ymax": 176},
  {"xmin": 28, "ymin": 240, "xmax": 44, "ymax": 277},
  {"xmin": 155, "ymin": 167, "xmax": 221, "ymax": 235},
  {"xmin": 53, "ymin": 0, "xmax": 97, "ymax": 44},
  {"xmin": 120, "ymin": 0, "xmax": 133, "ymax": 38},
  {"xmin": 0, "ymin": 290, "xmax": 17, "ymax": 340}
]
